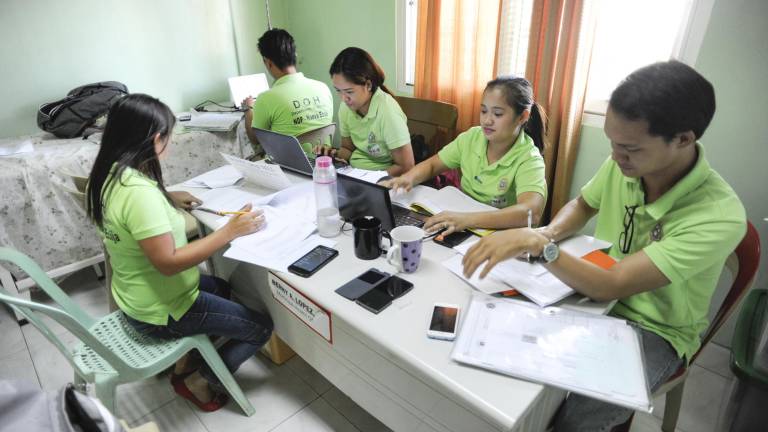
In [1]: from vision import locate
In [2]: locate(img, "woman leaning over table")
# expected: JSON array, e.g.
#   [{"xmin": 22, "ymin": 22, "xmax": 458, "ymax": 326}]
[
  {"xmin": 314, "ymin": 47, "xmax": 415, "ymax": 176},
  {"xmin": 86, "ymin": 94, "xmax": 273, "ymax": 412},
  {"xmin": 381, "ymin": 76, "xmax": 547, "ymax": 235}
]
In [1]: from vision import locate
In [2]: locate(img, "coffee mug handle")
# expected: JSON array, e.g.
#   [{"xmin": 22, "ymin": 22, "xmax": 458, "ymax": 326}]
[
  {"xmin": 386, "ymin": 244, "xmax": 403, "ymax": 271},
  {"xmin": 380, "ymin": 231, "xmax": 393, "ymax": 255}
]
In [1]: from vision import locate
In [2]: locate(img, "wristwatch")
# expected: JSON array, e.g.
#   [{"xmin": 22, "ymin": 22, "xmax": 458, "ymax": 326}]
[{"xmin": 532, "ymin": 239, "xmax": 559, "ymax": 264}]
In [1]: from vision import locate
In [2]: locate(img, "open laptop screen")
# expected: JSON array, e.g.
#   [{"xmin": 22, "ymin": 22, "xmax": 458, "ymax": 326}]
[{"xmin": 337, "ymin": 174, "xmax": 396, "ymax": 231}]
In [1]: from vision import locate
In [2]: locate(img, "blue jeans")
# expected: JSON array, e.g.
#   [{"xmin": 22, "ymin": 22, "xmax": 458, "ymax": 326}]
[
  {"xmin": 125, "ymin": 275, "xmax": 274, "ymax": 389},
  {"xmin": 552, "ymin": 327, "xmax": 684, "ymax": 432}
]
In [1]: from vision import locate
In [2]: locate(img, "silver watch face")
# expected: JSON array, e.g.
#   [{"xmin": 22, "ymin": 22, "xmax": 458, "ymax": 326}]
[{"xmin": 543, "ymin": 242, "xmax": 559, "ymax": 263}]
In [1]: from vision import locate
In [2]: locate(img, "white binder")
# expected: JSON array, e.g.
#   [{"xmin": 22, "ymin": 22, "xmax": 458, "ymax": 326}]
[{"xmin": 451, "ymin": 292, "xmax": 652, "ymax": 412}]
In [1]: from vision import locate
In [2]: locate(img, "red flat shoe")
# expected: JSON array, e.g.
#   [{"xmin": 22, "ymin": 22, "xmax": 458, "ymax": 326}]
[{"xmin": 172, "ymin": 378, "xmax": 229, "ymax": 412}]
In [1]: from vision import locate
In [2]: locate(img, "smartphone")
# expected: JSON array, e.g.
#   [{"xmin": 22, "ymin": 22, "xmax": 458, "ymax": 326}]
[
  {"xmin": 355, "ymin": 275, "xmax": 414, "ymax": 314},
  {"xmin": 434, "ymin": 230, "xmax": 473, "ymax": 249},
  {"xmin": 426, "ymin": 303, "xmax": 460, "ymax": 341},
  {"xmin": 287, "ymin": 245, "xmax": 338, "ymax": 277}
]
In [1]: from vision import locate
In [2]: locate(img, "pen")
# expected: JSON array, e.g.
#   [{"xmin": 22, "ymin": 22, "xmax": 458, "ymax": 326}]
[
  {"xmin": 527, "ymin": 209, "xmax": 532, "ymax": 262},
  {"xmin": 194, "ymin": 207, "xmax": 248, "ymax": 216}
]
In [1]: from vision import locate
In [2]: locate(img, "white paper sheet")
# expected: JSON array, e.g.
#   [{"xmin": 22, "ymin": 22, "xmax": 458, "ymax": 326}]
[
  {"xmin": 224, "ymin": 234, "xmax": 336, "ymax": 273},
  {"xmin": 442, "ymin": 254, "xmax": 510, "ymax": 294},
  {"xmin": 194, "ymin": 187, "xmax": 262, "ymax": 218},
  {"xmin": 230, "ymin": 205, "xmax": 317, "ymax": 258},
  {"xmin": 221, "ymin": 153, "xmax": 291, "ymax": 190},
  {"xmin": 452, "ymin": 293, "xmax": 652, "ymax": 412},
  {"xmin": 181, "ymin": 165, "xmax": 243, "ymax": 188},
  {"xmin": 337, "ymin": 166, "xmax": 389, "ymax": 184}
]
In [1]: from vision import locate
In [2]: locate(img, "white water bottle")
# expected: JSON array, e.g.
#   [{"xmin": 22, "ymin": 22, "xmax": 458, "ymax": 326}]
[{"xmin": 313, "ymin": 156, "xmax": 341, "ymax": 237}]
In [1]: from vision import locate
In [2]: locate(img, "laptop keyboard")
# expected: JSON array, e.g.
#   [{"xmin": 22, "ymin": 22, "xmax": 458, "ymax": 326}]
[{"xmin": 392, "ymin": 205, "xmax": 424, "ymax": 227}]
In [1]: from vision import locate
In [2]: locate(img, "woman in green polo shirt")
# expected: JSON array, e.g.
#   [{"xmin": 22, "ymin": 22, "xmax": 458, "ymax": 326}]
[
  {"xmin": 314, "ymin": 47, "xmax": 415, "ymax": 176},
  {"xmin": 86, "ymin": 94, "xmax": 273, "ymax": 412},
  {"xmin": 382, "ymin": 77, "xmax": 547, "ymax": 236}
]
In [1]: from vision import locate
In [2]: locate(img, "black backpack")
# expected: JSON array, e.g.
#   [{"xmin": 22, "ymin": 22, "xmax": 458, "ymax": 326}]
[{"xmin": 37, "ymin": 81, "xmax": 128, "ymax": 138}]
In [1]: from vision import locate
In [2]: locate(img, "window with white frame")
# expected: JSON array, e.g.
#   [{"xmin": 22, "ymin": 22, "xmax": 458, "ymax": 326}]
[
  {"xmin": 397, "ymin": 0, "xmax": 419, "ymax": 93},
  {"xmin": 584, "ymin": 0, "xmax": 714, "ymax": 115},
  {"xmin": 495, "ymin": 0, "xmax": 713, "ymax": 118}
]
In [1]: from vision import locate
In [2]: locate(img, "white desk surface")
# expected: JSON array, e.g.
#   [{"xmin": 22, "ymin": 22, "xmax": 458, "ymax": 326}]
[{"xmin": 174, "ymin": 174, "xmax": 612, "ymax": 432}]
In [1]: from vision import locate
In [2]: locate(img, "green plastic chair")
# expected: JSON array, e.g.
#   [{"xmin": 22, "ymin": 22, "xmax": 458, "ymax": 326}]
[{"xmin": 0, "ymin": 247, "xmax": 255, "ymax": 417}]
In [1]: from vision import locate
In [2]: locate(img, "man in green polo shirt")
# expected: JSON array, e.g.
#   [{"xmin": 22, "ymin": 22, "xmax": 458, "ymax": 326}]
[
  {"xmin": 461, "ymin": 61, "xmax": 746, "ymax": 431},
  {"xmin": 243, "ymin": 29, "xmax": 333, "ymax": 156}
]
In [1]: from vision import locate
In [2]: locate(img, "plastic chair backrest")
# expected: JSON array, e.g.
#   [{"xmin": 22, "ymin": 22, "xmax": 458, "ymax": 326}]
[
  {"xmin": 295, "ymin": 123, "xmax": 336, "ymax": 149},
  {"xmin": 0, "ymin": 247, "xmax": 130, "ymax": 372},
  {"xmin": 394, "ymin": 96, "xmax": 458, "ymax": 155},
  {"xmin": 692, "ymin": 220, "xmax": 761, "ymax": 363}
]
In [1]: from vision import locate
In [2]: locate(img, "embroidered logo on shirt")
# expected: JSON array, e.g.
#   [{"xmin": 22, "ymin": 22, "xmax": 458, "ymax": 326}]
[
  {"xmin": 498, "ymin": 178, "xmax": 509, "ymax": 191},
  {"xmin": 367, "ymin": 132, "xmax": 376, "ymax": 143},
  {"xmin": 650, "ymin": 222, "xmax": 663, "ymax": 242}
]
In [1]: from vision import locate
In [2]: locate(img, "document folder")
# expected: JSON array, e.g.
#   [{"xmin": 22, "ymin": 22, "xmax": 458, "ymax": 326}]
[{"xmin": 451, "ymin": 292, "xmax": 652, "ymax": 412}]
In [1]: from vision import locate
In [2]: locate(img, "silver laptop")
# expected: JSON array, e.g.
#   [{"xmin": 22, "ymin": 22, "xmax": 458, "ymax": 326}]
[{"xmin": 252, "ymin": 128, "xmax": 316, "ymax": 175}]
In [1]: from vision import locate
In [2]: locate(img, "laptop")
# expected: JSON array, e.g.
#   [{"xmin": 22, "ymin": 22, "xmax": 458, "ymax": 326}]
[
  {"xmin": 227, "ymin": 73, "xmax": 270, "ymax": 106},
  {"xmin": 337, "ymin": 173, "xmax": 425, "ymax": 231},
  {"xmin": 254, "ymin": 128, "xmax": 345, "ymax": 176},
  {"xmin": 253, "ymin": 128, "xmax": 318, "ymax": 175}
]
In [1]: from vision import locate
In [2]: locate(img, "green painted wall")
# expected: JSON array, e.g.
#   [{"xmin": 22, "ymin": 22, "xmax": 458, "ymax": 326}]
[
  {"xmin": 0, "ymin": 0, "xmax": 281, "ymax": 138},
  {"xmin": 280, "ymin": 0, "xmax": 400, "ymax": 140}
]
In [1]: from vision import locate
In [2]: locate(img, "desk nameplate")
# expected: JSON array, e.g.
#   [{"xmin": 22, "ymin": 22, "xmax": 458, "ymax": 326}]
[{"xmin": 269, "ymin": 272, "xmax": 333, "ymax": 344}]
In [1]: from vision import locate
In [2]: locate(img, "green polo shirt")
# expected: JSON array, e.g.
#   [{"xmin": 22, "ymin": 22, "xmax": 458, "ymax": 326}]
[
  {"xmin": 251, "ymin": 72, "xmax": 334, "ymax": 155},
  {"xmin": 99, "ymin": 167, "xmax": 199, "ymax": 325},
  {"xmin": 338, "ymin": 88, "xmax": 410, "ymax": 170},
  {"xmin": 580, "ymin": 144, "xmax": 746, "ymax": 361},
  {"xmin": 438, "ymin": 126, "xmax": 546, "ymax": 208}
]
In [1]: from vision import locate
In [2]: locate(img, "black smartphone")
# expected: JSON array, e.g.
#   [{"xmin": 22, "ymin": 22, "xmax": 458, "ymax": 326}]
[
  {"xmin": 434, "ymin": 230, "xmax": 473, "ymax": 248},
  {"xmin": 287, "ymin": 245, "xmax": 339, "ymax": 277},
  {"xmin": 355, "ymin": 275, "xmax": 414, "ymax": 314}
]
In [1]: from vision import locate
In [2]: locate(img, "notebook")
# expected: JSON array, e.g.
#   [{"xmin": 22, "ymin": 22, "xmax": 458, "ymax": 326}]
[{"xmin": 228, "ymin": 73, "xmax": 270, "ymax": 105}]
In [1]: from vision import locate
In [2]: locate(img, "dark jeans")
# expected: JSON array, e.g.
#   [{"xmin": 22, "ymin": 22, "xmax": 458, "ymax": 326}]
[
  {"xmin": 552, "ymin": 327, "xmax": 684, "ymax": 432},
  {"xmin": 125, "ymin": 275, "xmax": 274, "ymax": 389}
]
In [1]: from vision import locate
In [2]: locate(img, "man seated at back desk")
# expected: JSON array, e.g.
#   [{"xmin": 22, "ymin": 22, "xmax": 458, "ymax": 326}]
[
  {"xmin": 461, "ymin": 60, "xmax": 746, "ymax": 431},
  {"xmin": 243, "ymin": 28, "xmax": 334, "ymax": 157}
]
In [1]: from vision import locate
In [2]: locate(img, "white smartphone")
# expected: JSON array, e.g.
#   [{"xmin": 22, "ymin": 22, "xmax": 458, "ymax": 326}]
[{"xmin": 426, "ymin": 303, "xmax": 460, "ymax": 341}]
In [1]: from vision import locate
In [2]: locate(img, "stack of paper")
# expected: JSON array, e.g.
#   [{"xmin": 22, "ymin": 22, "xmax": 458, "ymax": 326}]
[
  {"xmin": 452, "ymin": 293, "xmax": 652, "ymax": 412},
  {"xmin": 444, "ymin": 235, "xmax": 612, "ymax": 307},
  {"xmin": 184, "ymin": 111, "xmax": 243, "ymax": 132}
]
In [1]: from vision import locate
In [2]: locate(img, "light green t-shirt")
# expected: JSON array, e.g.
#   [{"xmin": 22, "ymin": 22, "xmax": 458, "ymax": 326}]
[
  {"xmin": 338, "ymin": 88, "xmax": 410, "ymax": 170},
  {"xmin": 438, "ymin": 126, "xmax": 547, "ymax": 208},
  {"xmin": 99, "ymin": 167, "xmax": 199, "ymax": 325},
  {"xmin": 251, "ymin": 72, "xmax": 334, "ymax": 155},
  {"xmin": 580, "ymin": 144, "xmax": 746, "ymax": 361}
]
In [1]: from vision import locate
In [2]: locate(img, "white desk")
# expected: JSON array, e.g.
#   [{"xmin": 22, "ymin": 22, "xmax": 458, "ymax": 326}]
[{"xmin": 180, "ymin": 174, "xmax": 611, "ymax": 432}]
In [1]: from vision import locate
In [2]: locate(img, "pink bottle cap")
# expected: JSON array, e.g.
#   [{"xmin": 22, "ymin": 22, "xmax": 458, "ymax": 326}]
[{"xmin": 316, "ymin": 156, "xmax": 332, "ymax": 168}]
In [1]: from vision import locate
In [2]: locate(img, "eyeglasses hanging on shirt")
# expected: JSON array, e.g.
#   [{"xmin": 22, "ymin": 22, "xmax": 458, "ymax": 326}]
[{"xmin": 619, "ymin": 205, "xmax": 639, "ymax": 254}]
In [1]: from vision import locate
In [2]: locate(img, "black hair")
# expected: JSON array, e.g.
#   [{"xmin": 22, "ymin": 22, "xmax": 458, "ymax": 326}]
[
  {"xmin": 329, "ymin": 47, "xmax": 392, "ymax": 95},
  {"xmin": 258, "ymin": 28, "xmax": 297, "ymax": 69},
  {"xmin": 609, "ymin": 60, "xmax": 716, "ymax": 140},
  {"xmin": 485, "ymin": 76, "xmax": 547, "ymax": 153},
  {"xmin": 86, "ymin": 93, "xmax": 177, "ymax": 228}
]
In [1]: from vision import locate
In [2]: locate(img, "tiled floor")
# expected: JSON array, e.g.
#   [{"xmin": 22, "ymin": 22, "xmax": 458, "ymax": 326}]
[{"xmin": 0, "ymin": 268, "xmax": 738, "ymax": 431}]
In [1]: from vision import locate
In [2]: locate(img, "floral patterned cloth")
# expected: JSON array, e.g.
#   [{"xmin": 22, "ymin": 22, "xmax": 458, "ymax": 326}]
[{"xmin": 0, "ymin": 121, "xmax": 253, "ymax": 279}]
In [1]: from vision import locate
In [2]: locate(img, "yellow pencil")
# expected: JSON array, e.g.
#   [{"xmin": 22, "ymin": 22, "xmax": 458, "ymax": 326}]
[{"xmin": 194, "ymin": 207, "xmax": 249, "ymax": 216}]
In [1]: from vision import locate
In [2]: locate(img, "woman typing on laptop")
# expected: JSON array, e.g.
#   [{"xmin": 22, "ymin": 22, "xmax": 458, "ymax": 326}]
[
  {"xmin": 380, "ymin": 77, "xmax": 547, "ymax": 236},
  {"xmin": 86, "ymin": 94, "xmax": 273, "ymax": 412},
  {"xmin": 313, "ymin": 47, "xmax": 415, "ymax": 176}
]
